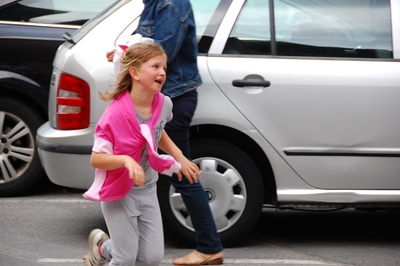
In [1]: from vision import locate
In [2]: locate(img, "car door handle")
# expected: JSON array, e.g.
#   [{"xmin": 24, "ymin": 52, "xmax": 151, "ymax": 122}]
[{"xmin": 232, "ymin": 79, "xmax": 270, "ymax": 88}]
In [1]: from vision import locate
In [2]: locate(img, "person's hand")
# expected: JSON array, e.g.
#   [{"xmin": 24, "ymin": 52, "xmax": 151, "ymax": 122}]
[
  {"xmin": 177, "ymin": 158, "xmax": 201, "ymax": 184},
  {"xmin": 123, "ymin": 156, "xmax": 145, "ymax": 186},
  {"xmin": 106, "ymin": 49, "xmax": 116, "ymax": 62}
]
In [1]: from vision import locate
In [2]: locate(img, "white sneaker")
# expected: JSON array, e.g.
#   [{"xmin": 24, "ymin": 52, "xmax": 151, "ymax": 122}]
[{"xmin": 84, "ymin": 229, "xmax": 109, "ymax": 266}]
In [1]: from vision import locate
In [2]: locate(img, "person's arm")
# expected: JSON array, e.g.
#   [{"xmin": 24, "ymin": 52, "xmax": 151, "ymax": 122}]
[
  {"xmin": 90, "ymin": 152, "xmax": 145, "ymax": 186},
  {"xmin": 158, "ymin": 130, "xmax": 201, "ymax": 183}
]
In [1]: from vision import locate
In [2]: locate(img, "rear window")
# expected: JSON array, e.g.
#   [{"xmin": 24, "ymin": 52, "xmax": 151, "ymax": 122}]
[{"xmin": 67, "ymin": 0, "xmax": 128, "ymax": 44}]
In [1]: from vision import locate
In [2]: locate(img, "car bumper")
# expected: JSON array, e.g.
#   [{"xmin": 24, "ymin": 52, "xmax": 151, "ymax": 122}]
[{"xmin": 36, "ymin": 122, "xmax": 95, "ymax": 189}]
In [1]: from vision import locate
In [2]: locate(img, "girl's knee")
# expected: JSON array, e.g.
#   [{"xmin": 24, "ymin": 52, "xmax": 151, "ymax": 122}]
[
  {"xmin": 136, "ymin": 252, "xmax": 164, "ymax": 266},
  {"xmin": 136, "ymin": 258, "xmax": 162, "ymax": 266},
  {"xmin": 111, "ymin": 255, "xmax": 136, "ymax": 265}
]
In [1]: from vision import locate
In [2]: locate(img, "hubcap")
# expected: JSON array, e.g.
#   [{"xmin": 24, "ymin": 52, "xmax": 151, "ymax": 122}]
[
  {"xmin": 168, "ymin": 157, "xmax": 247, "ymax": 233},
  {"xmin": 0, "ymin": 111, "xmax": 34, "ymax": 184}
]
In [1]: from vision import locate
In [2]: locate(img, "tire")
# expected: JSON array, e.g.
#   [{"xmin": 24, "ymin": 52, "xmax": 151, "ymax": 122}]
[
  {"xmin": 157, "ymin": 139, "xmax": 264, "ymax": 247},
  {"xmin": 0, "ymin": 97, "xmax": 47, "ymax": 197}
]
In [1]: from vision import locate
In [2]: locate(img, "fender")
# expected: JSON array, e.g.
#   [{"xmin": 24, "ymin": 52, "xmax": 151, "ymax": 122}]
[{"xmin": 0, "ymin": 70, "xmax": 48, "ymax": 114}]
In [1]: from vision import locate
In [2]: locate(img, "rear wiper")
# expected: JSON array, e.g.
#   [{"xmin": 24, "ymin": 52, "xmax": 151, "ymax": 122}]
[
  {"xmin": 63, "ymin": 32, "xmax": 76, "ymax": 45},
  {"xmin": 345, "ymin": 45, "xmax": 362, "ymax": 53}
]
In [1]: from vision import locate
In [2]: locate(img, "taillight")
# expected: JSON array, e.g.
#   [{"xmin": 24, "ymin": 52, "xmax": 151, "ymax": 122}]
[{"xmin": 56, "ymin": 73, "xmax": 90, "ymax": 130}]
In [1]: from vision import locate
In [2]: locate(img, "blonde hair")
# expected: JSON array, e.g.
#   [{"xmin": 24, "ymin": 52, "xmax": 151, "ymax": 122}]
[{"xmin": 100, "ymin": 41, "xmax": 166, "ymax": 101}]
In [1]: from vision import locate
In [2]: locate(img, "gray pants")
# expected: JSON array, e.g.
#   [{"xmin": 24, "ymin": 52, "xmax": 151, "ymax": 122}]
[{"xmin": 100, "ymin": 183, "xmax": 164, "ymax": 266}]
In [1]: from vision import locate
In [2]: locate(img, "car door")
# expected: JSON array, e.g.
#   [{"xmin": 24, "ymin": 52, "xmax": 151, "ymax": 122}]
[{"xmin": 206, "ymin": 0, "xmax": 400, "ymax": 190}]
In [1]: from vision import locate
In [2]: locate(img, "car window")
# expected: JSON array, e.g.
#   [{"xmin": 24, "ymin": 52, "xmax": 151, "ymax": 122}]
[
  {"xmin": 68, "ymin": 0, "xmax": 127, "ymax": 45},
  {"xmin": 0, "ymin": 0, "xmax": 116, "ymax": 25},
  {"xmin": 222, "ymin": 0, "xmax": 393, "ymax": 59},
  {"xmin": 223, "ymin": 0, "xmax": 270, "ymax": 55},
  {"xmin": 192, "ymin": 0, "xmax": 232, "ymax": 54},
  {"xmin": 192, "ymin": 0, "xmax": 220, "ymax": 40}
]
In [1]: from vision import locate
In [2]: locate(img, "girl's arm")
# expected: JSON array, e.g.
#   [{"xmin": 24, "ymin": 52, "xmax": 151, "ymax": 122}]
[
  {"xmin": 158, "ymin": 130, "xmax": 201, "ymax": 184},
  {"xmin": 90, "ymin": 152, "xmax": 145, "ymax": 186}
]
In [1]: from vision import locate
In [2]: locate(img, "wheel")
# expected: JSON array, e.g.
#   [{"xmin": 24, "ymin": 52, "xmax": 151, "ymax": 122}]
[
  {"xmin": 0, "ymin": 97, "xmax": 47, "ymax": 196},
  {"xmin": 157, "ymin": 139, "xmax": 264, "ymax": 247}
]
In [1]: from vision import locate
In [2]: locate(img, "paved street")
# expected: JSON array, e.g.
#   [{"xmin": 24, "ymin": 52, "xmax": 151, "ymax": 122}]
[{"xmin": 1, "ymin": 182, "xmax": 400, "ymax": 266}]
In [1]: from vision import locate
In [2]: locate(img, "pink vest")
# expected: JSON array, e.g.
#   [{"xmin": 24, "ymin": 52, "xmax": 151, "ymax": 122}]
[{"xmin": 83, "ymin": 91, "xmax": 181, "ymax": 202}]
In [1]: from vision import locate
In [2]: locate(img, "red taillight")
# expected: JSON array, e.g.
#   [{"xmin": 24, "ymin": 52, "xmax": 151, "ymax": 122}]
[{"xmin": 56, "ymin": 73, "xmax": 90, "ymax": 130}]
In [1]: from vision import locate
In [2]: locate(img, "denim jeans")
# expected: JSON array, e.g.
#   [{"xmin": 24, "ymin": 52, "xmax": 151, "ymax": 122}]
[{"xmin": 163, "ymin": 135, "xmax": 223, "ymax": 254}]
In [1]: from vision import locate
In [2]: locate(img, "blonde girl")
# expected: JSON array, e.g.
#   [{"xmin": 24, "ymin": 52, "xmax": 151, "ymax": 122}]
[{"xmin": 83, "ymin": 41, "xmax": 201, "ymax": 266}]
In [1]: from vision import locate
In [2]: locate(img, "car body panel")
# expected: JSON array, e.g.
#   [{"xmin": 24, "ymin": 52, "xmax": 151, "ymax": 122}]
[
  {"xmin": 207, "ymin": 56, "xmax": 400, "ymax": 189},
  {"xmin": 37, "ymin": 122, "xmax": 96, "ymax": 189}
]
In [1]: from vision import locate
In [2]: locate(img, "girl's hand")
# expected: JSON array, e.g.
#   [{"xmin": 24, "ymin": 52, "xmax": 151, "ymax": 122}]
[
  {"xmin": 177, "ymin": 158, "xmax": 201, "ymax": 184},
  {"xmin": 106, "ymin": 49, "xmax": 116, "ymax": 62},
  {"xmin": 123, "ymin": 156, "xmax": 145, "ymax": 186},
  {"xmin": 157, "ymin": 129, "xmax": 200, "ymax": 183}
]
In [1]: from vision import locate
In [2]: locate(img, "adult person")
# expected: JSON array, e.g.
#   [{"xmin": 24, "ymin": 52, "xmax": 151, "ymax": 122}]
[{"xmin": 107, "ymin": 0, "xmax": 224, "ymax": 264}]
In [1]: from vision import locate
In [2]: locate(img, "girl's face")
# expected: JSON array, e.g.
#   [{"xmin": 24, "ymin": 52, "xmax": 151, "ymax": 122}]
[{"xmin": 132, "ymin": 54, "xmax": 167, "ymax": 94}]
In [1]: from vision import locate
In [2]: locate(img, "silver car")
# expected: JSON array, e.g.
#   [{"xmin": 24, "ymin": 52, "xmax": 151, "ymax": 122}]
[{"xmin": 37, "ymin": 0, "xmax": 400, "ymax": 246}]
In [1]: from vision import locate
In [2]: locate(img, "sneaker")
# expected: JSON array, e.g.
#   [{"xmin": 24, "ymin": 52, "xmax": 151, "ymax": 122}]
[{"xmin": 84, "ymin": 229, "xmax": 109, "ymax": 266}]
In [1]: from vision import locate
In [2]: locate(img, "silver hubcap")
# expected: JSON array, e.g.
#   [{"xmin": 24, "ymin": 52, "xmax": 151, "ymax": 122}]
[
  {"xmin": 0, "ymin": 111, "xmax": 34, "ymax": 184},
  {"xmin": 168, "ymin": 157, "xmax": 247, "ymax": 233}
]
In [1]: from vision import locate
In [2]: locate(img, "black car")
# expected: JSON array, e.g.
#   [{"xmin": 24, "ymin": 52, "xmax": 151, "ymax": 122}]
[{"xmin": 0, "ymin": 0, "xmax": 114, "ymax": 196}]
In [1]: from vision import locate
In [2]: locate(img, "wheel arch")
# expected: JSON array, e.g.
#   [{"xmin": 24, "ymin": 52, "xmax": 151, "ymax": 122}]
[
  {"xmin": 0, "ymin": 75, "xmax": 48, "ymax": 122},
  {"xmin": 190, "ymin": 123, "xmax": 277, "ymax": 206}
]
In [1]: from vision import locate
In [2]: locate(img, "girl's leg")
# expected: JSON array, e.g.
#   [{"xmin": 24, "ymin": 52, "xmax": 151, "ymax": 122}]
[
  {"xmin": 135, "ymin": 184, "xmax": 164, "ymax": 266},
  {"xmin": 102, "ymin": 185, "xmax": 164, "ymax": 266},
  {"xmin": 101, "ymin": 197, "xmax": 139, "ymax": 265}
]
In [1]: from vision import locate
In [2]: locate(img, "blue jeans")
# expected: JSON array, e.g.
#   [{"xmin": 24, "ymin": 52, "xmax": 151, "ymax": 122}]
[
  {"xmin": 164, "ymin": 135, "xmax": 223, "ymax": 254},
  {"xmin": 162, "ymin": 91, "xmax": 223, "ymax": 253}
]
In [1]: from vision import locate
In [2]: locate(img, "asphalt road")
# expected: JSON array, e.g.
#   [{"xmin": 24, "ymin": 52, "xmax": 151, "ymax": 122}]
[{"xmin": 1, "ymin": 181, "xmax": 399, "ymax": 266}]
